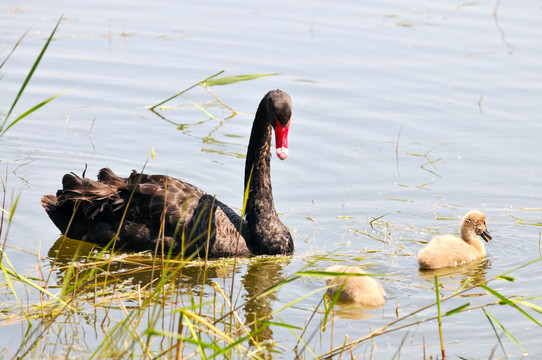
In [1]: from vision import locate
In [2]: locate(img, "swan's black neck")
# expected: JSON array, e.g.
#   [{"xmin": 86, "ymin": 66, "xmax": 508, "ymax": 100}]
[{"xmin": 243, "ymin": 94, "xmax": 293, "ymax": 255}]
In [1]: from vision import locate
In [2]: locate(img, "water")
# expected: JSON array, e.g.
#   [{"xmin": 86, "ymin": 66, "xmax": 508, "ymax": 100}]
[{"xmin": 1, "ymin": 0, "xmax": 542, "ymax": 358}]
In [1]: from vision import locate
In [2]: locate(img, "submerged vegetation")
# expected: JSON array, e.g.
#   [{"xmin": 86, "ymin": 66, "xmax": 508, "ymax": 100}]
[{"xmin": 1, "ymin": 17, "xmax": 542, "ymax": 360}]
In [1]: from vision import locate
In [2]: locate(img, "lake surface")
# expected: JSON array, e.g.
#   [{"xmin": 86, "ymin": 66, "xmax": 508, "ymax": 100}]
[{"xmin": 1, "ymin": 0, "xmax": 542, "ymax": 358}]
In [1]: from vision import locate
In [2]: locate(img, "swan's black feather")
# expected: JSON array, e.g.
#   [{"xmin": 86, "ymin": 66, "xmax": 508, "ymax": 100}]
[{"xmin": 42, "ymin": 90, "xmax": 294, "ymax": 257}]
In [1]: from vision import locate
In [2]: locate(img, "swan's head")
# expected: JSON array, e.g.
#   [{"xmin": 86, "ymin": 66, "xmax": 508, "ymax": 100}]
[
  {"xmin": 462, "ymin": 210, "xmax": 492, "ymax": 242},
  {"xmin": 266, "ymin": 89, "xmax": 292, "ymax": 160}
]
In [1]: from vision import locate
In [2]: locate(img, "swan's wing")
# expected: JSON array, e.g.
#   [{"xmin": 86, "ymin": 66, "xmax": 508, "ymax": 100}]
[
  {"xmin": 125, "ymin": 172, "xmax": 250, "ymax": 256},
  {"xmin": 44, "ymin": 169, "xmax": 249, "ymax": 256}
]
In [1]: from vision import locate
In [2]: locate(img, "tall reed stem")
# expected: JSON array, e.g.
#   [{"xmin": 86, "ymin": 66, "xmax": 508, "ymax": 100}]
[{"xmin": 435, "ymin": 275, "xmax": 445, "ymax": 359}]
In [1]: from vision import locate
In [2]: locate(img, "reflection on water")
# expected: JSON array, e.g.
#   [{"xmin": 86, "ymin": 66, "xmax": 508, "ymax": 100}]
[
  {"xmin": 417, "ymin": 258, "xmax": 490, "ymax": 291},
  {"xmin": 46, "ymin": 236, "xmax": 289, "ymax": 355},
  {"xmin": 48, "ymin": 237, "xmax": 218, "ymax": 292},
  {"xmin": 241, "ymin": 258, "xmax": 289, "ymax": 348},
  {"xmin": 151, "ymin": 102, "xmax": 247, "ymax": 159},
  {"xmin": 149, "ymin": 81, "xmax": 252, "ymax": 159},
  {"xmin": 326, "ymin": 299, "xmax": 384, "ymax": 321}
]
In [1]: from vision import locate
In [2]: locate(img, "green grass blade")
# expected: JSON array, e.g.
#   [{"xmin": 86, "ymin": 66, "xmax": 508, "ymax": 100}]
[
  {"xmin": 444, "ymin": 302, "xmax": 470, "ymax": 317},
  {"xmin": 0, "ymin": 30, "xmax": 28, "ymax": 70},
  {"xmin": 149, "ymin": 70, "xmax": 225, "ymax": 110},
  {"xmin": 452, "ymin": 277, "xmax": 473, "ymax": 295},
  {"xmin": 481, "ymin": 284, "xmax": 542, "ymax": 327},
  {"xmin": 482, "ymin": 307, "xmax": 527, "ymax": 354},
  {"xmin": 262, "ymin": 320, "xmax": 303, "ymax": 331},
  {"xmin": 2, "ymin": 15, "xmax": 62, "ymax": 132},
  {"xmin": 435, "ymin": 275, "xmax": 446, "ymax": 359},
  {"xmin": 322, "ymin": 285, "xmax": 343, "ymax": 331},
  {"xmin": 482, "ymin": 307, "xmax": 509, "ymax": 359},
  {"xmin": 273, "ymin": 286, "xmax": 327, "ymax": 315},
  {"xmin": 7, "ymin": 191, "xmax": 21, "ymax": 224},
  {"xmin": 145, "ymin": 328, "xmax": 224, "ymax": 352},
  {"xmin": 1, "ymin": 88, "xmax": 72, "ymax": 136},
  {"xmin": 256, "ymin": 275, "xmax": 300, "ymax": 299},
  {"xmin": 213, "ymin": 329, "xmax": 268, "ymax": 359},
  {"xmin": 183, "ymin": 313, "xmax": 209, "ymax": 360},
  {"xmin": 0, "ymin": 249, "xmax": 74, "ymax": 310},
  {"xmin": 513, "ymin": 300, "xmax": 542, "ymax": 314},
  {"xmin": 289, "ymin": 326, "xmax": 319, "ymax": 359},
  {"xmin": 498, "ymin": 257, "xmax": 542, "ymax": 278},
  {"xmin": 0, "ymin": 259, "xmax": 26, "ymax": 320},
  {"xmin": 204, "ymin": 73, "xmax": 279, "ymax": 86},
  {"xmin": 59, "ymin": 249, "xmax": 79, "ymax": 298}
]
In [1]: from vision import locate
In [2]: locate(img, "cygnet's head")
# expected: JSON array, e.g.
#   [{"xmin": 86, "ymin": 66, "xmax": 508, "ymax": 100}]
[{"xmin": 462, "ymin": 210, "xmax": 492, "ymax": 242}]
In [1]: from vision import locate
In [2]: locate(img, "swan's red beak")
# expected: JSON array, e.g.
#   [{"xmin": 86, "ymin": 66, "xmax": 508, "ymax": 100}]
[{"xmin": 275, "ymin": 118, "xmax": 290, "ymax": 160}]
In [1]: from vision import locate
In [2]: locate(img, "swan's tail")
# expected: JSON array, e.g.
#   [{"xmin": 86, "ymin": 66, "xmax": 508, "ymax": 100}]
[
  {"xmin": 41, "ymin": 194, "xmax": 58, "ymax": 215},
  {"xmin": 41, "ymin": 169, "xmax": 127, "ymax": 237}
]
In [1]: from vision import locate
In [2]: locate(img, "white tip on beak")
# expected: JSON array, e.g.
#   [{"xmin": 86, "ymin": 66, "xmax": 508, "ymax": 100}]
[{"xmin": 276, "ymin": 147, "xmax": 289, "ymax": 160}]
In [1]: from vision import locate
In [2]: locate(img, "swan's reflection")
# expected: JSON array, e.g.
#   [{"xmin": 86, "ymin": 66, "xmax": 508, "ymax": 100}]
[
  {"xmin": 417, "ymin": 257, "xmax": 490, "ymax": 291},
  {"xmin": 241, "ymin": 257, "xmax": 289, "ymax": 348},
  {"xmin": 47, "ymin": 236, "xmax": 289, "ymax": 354},
  {"xmin": 47, "ymin": 236, "xmax": 222, "ymax": 291}
]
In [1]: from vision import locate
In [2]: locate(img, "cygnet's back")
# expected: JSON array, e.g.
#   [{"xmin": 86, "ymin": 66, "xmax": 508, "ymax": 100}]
[
  {"xmin": 417, "ymin": 210, "xmax": 492, "ymax": 270},
  {"xmin": 325, "ymin": 265, "xmax": 386, "ymax": 306}
]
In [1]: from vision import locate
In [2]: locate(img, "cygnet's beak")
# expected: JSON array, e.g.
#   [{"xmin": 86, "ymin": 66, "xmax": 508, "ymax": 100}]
[{"xmin": 480, "ymin": 230, "xmax": 492, "ymax": 242}]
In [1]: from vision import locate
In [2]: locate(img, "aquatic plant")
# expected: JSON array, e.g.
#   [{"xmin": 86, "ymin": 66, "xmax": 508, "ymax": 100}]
[
  {"xmin": 0, "ymin": 229, "xmax": 540, "ymax": 359},
  {"xmin": 0, "ymin": 16, "xmax": 68, "ymax": 137}
]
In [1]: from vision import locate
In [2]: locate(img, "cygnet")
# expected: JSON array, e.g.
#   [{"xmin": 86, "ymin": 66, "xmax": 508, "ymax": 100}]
[
  {"xmin": 325, "ymin": 265, "xmax": 386, "ymax": 306},
  {"xmin": 417, "ymin": 210, "xmax": 492, "ymax": 270}
]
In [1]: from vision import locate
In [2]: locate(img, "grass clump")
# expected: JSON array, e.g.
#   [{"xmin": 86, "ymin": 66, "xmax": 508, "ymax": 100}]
[{"xmin": 1, "ymin": 194, "xmax": 542, "ymax": 359}]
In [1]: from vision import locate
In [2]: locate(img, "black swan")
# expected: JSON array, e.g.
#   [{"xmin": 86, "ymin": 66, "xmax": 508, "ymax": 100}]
[{"xmin": 41, "ymin": 89, "xmax": 294, "ymax": 257}]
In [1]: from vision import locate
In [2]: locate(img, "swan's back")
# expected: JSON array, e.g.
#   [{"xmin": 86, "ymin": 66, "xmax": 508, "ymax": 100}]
[
  {"xmin": 325, "ymin": 265, "xmax": 386, "ymax": 306},
  {"xmin": 417, "ymin": 234, "xmax": 483, "ymax": 269},
  {"xmin": 42, "ymin": 168, "xmax": 251, "ymax": 256}
]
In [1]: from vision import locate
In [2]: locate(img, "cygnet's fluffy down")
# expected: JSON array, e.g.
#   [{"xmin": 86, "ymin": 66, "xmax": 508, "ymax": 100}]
[
  {"xmin": 325, "ymin": 265, "xmax": 386, "ymax": 306},
  {"xmin": 417, "ymin": 210, "xmax": 492, "ymax": 270}
]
